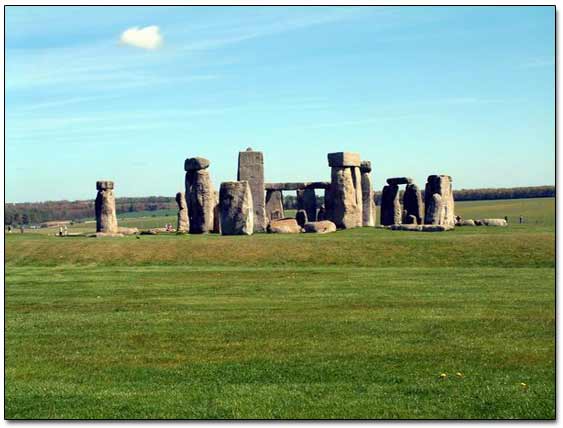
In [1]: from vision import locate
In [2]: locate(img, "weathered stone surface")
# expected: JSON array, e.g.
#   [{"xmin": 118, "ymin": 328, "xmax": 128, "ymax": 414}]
[
  {"xmin": 404, "ymin": 214, "xmax": 418, "ymax": 225},
  {"xmin": 302, "ymin": 220, "xmax": 337, "ymax": 234},
  {"xmin": 420, "ymin": 224, "xmax": 452, "ymax": 232},
  {"xmin": 458, "ymin": 219, "xmax": 476, "ymax": 226},
  {"xmin": 184, "ymin": 157, "xmax": 210, "ymax": 171},
  {"xmin": 480, "ymin": 218, "xmax": 508, "ymax": 227},
  {"xmin": 96, "ymin": 180, "xmax": 114, "ymax": 190},
  {"xmin": 326, "ymin": 166, "xmax": 362, "ymax": 229},
  {"xmin": 268, "ymin": 218, "xmax": 301, "ymax": 234},
  {"xmin": 403, "ymin": 183, "xmax": 423, "ymax": 225},
  {"xmin": 388, "ymin": 224, "xmax": 452, "ymax": 232},
  {"xmin": 175, "ymin": 192, "xmax": 189, "ymax": 233},
  {"xmin": 265, "ymin": 189, "xmax": 284, "ymax": 221},
  {"xmin": 424, "ymin": 175, "xmax": 455, "ymax": 227},
  {"xmin": 386, "ymin": 177, "xmax": 413, "ymax": 185},
  {"xmin": 219, "ymin": 181, "xmax": 254, "ymax": 235},
  {"xmin": 265, "ymin": 182, "xmax": 330, "ymax": 191},
  {"xmin": 360, "ymin": 162, "xmax": 376, "ymax": 227},
  {"xmin": 297, "ymin": 188, "xmax": 317, "ymax": 224},
  {"xmin": 317, "ymin": 205, "xmax": 326, "ymax": 221},
  {"xmin": 295, "ymin": 209, "xmax": 308, "ymax": 227},
  {"xmin": 237, "ymin": 149, "xmax": 266, "ymax": 232},
  {"xmin": 185, "ymin": 168, "xmax": 215, "ymax": 234},
  {"xmin": 425, "ymin": 193, "xmax": 443, "ymax": 225},
  {"xmin": 380, "ymin": 185, "xmax": 401, "ymax": 226},
  {"xmin": 95, "ymin": 181, "xmax": 118, "ymax": 233},
  {"xmin": 360, "ymin": 160, "xmax": 372, "ymax": 173},
  {"xmin": 327, "ymin": 152, "xmax": 361, "ymax": 168},
  {"xmin": 212, "ymin": 189, "xmax": 221, "ymax": 234},
  {"xmin": 94, "ymin": 232, "xmax": 124, "ymax": 238},
  {"xmin": 118, "ymin": 227, "xmax": 139, "ymax": 235}
]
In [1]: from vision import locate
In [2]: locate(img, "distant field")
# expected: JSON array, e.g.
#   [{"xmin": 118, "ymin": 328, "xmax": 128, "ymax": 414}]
[{"xmin": 5, "ymin": 197, "xmax": 555, "ymax": 419}]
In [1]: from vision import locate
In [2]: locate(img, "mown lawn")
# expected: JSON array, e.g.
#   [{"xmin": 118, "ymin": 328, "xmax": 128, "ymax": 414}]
[{"xmin": 4, "ymin": 198, "xmax": 555, "ymax": 419}]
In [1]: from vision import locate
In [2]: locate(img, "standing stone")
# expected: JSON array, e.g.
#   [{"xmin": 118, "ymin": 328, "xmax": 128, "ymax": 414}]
[
  {"xmin": 175, "ymin": 191, "xmax": 189, "ymax": 233},
  {"xmin": 380, "ymin": 185, "xmax": 401, "ymax": 226},
  {"xmin": 317, "ymin": 204, "xmax": 326, "ymax": 221},
  {"xmin": 95, "ymin": 180, "xmax": 118, "ymax": 233},
  {"xmin": 237, "ymin": 148, "xmax": 266, "ymax": 232},
  {"xmin": 424, "ymin": 175, "xmax": 455, "ymax": 227},
  {"xmin": 185, "ymin": 157, "xmax": 215, "ymax": 234},
  {"xmin": 295, "ymin": 209, "xmax": 308, "ymax": 227},
  {"xmin": 219, "ymin": 181, "xmax": 254, "ymax": 235},
  {"xmin": 265, "ymin": 189, "xmax": 284, "ymax": 221},
  {"xmin": 360, "ymin": 161, "xmax": 376, "ymax": 227},
  {"xmin": 403, "ymin": 183, "xmax": 424, "ymax": 225},
  {"xmin": 212, "ymin": 189, "xmax": 221, "ymax": 234},
  {"xmin": 326, "ymin": 152, "xmax": 363, "ymax": 229},
  {"xmin": 297, "ymin": 188, "xmax": 317, "ymax": 224}
]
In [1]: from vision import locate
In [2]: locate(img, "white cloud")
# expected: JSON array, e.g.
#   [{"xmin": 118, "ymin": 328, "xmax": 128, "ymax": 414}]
[{"xmin": 120, "ymin": 26, "xmax": 163, "ymax": 50}]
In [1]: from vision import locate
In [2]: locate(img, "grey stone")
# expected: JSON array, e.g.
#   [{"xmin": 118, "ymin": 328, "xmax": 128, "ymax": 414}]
[
  {"xmin": 458, "ymin": 219, "xmax": 476, "ymax": 226},
  {"xmin": 327, "ymin": 152, "xmax": 361, "ymax": 168},
  {"xmin": 424, "ymin": 175, "xmax": 455, "ymax": 227},
  {"xmin": 480, "ymin": 218, "xmax": 508, "ymax": 227},
  {"xmin": 403, "ymin": 183, "xmax": 423, "ymax": 225},
  {"xmin": 185, "ymin": 168, "xmax": 215, "ymax": 234},
  {"xmin": 265, "ymin": 189, "xmax": 284, "ymax": 221},
  {"xmin": 386, "ymin": 177, "xmax": 413, "ymax": 185},
  {"xmin": 302, "ymin": 220, "xmax": 337, "ymax": 234},
  {"xmin": 265, "ymin": 182, "xmax": 330, "ymax": 191},
  {"xmin": 380, "ymin": 185, "xmax": 401, "ymax": 226},
  {"xmin": 237, "ymin": 149, "xmax": 266, "ymax": 232},
  {"xmin": 184, "ymin": 157, "xmax": 210, "ymax": 171},
  {"xmin": 175, "ymin": 192, "xmax": 189, "ymax": 233},
  {"xmin": 212, "ymin": 190, "xmax": 221, "ymax": 234},
  {"xmin": 317, "ymin": 204, "xmax": 326, "ymax": 221},
  {"xmin": 268, "ymin": 218, "xmax": 301, "ymax": 234},
  {"xmin": 360, "ymin": 162, "xmax": 376, "ymax": 227},
  {"xmin": 295, "ymin": 209, "xmax": 308, "ymax": 227},
  {"xmin": 325, "ymin": 166, "xmax": 362, "ymax": 229},
  {"xmin": 219, "ymin": 181, "xmax": 254, "ymax": 235},
  {"xmin": 94, "ymin": 232, "xmax": 124, "ymax": 238},
  {"xmin": 118, "ymin": 227, "xmax": 139, "ymax": 235},
  {"xmin": 95, "ymin": 180, "xmax": 118, "ymax": 233},
  {"xmin": 297, "ymin": 188, "xmax": 317, "ymax": 224}
]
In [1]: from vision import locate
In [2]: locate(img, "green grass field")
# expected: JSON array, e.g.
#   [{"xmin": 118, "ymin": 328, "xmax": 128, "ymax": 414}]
[{"xmin": 5, "ymin": 198, "xmax": 555, "ymax": 419}]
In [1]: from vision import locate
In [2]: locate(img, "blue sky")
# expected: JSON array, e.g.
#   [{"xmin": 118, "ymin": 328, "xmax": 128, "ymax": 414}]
[{"xmin": 6, "ymin": 6, "xmax": 554, "ymax": 203}]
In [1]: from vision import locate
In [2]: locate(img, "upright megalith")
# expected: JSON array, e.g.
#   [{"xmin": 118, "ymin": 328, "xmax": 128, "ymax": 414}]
[
  {"xmin": 403, "ymin": 183, "xmax": 424, "ymax": 225},
  {"xmin": 185, "ymin": 156, "xmax": 215, "ymax": 234},
  {"xmin": 424, "ymin": 175, "xmax": 455, "ymax": 227},
  {"xmin": 360, "ymin": 161, "xmax": 376, "ymax": 227},
  {"xmin": 175, "ymin": 192, "xmax": 189, "ymax": 233},
  {"xmin": 265, "ymin": 189, "xmax": 284, "ymax": 221},
  {"xmin": 95, "ymin": 180, "xmax": 118, "ymax": 233},
  {"xmin": 297, "ymin": 188, "xmax": 317, "ymax": 224},
  {"xmin": 237, "ymin": 148, "xmax": 266, "ymax": 232},
  {"xmin": 380, "ymin": 185, "xmax": 401, "ymax": 226},
  {"xmin": 219, "ymin": 181, "xmax": 254, "ymax": 235},
  {"xmin": 325, "ymin": 152, "xmax": 363, "ymax": 229}
]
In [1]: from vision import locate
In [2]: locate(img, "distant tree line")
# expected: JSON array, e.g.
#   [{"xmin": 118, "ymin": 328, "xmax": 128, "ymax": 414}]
[{"xmin": 4, "ymin": 185, "xmax": 555, "ymax": 225}]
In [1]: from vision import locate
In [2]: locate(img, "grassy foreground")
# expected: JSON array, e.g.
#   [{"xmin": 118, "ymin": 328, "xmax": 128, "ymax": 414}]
[{"xmin": 5, "ymin": 198, "xmax": 555, "ymax": 419}]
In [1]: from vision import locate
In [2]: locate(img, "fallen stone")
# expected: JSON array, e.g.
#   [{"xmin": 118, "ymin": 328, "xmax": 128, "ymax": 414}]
[
  {"xmin": 480, "ymin": 218, "xmax": 508, "ymax": 227},
  {"xmin": 302, "ymin": 221, "xmax": 337, "ymax": 234},
  {"xmin": 118, "ymin": 227, "xmax": 139, "ymax": 235},
  {"xmin": 458, "ymin": 219, "xmax": 476, "ymax": 226},
  {"xmin": 268, "ymin": 218, "xmax": 301, "ymax": 234},
  {"xmin": 94, "ymin": 232, "xmax": 124, "ymax": 238}
]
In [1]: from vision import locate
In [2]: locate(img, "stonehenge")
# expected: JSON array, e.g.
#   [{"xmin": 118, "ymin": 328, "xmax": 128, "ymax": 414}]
[
  {"xmin": 95, "ymin": 180, "xmax": 118, "ymax": 234},
  {"xmin": 360, "ymin": 161, "xmax": 376, "ymax": 227},
  {"xmin": 218, "ymin": 181, "xmax": 254, "ymax": 235},
  {"xmin": 380, "ymin": 185, "xmax": 401, "ymax": 226},
  {"xmin": 237, "ymin": 148, "xmax": 266, "ymax": 233},
  {"xmin": 424, "ymin": 175, "xmax": 455, "ymax": 227},
  {"xmin": 297, "ymin": 188, "xmax": 317, "ymax": 223},
  {"xmin": 325, "ymin": 152, "xmax": 363, "ymax": 229},
  {"xmin": 268, "ymin": 218, "xmax": 301, "ymax": 234},
  {"xmin": 185, "ymin": 157, "xmax": 215, "ymax": 234},
  {"xmin": 265, "ymin": 190, "xmax": 285, "ymax": 221},
  {"xmin": 175, "ymin": 192, "xmax": 189, "ymax": 233},
  {"xmin": 295, "ymin": 209, "xmax": 308, "ymax": 227},
  {"xmin": 302, "ymin": 220, "xmax": 337, "ymax": 234},
  {"xmin": 403, "ymin": 184, "xmax": 424, "ymax": 225}
]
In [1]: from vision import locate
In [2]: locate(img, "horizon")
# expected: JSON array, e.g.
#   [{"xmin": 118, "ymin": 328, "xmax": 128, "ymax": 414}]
[{"xmin": 6, "ymin": 6, "xmax": 555, "ymax": 203}]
